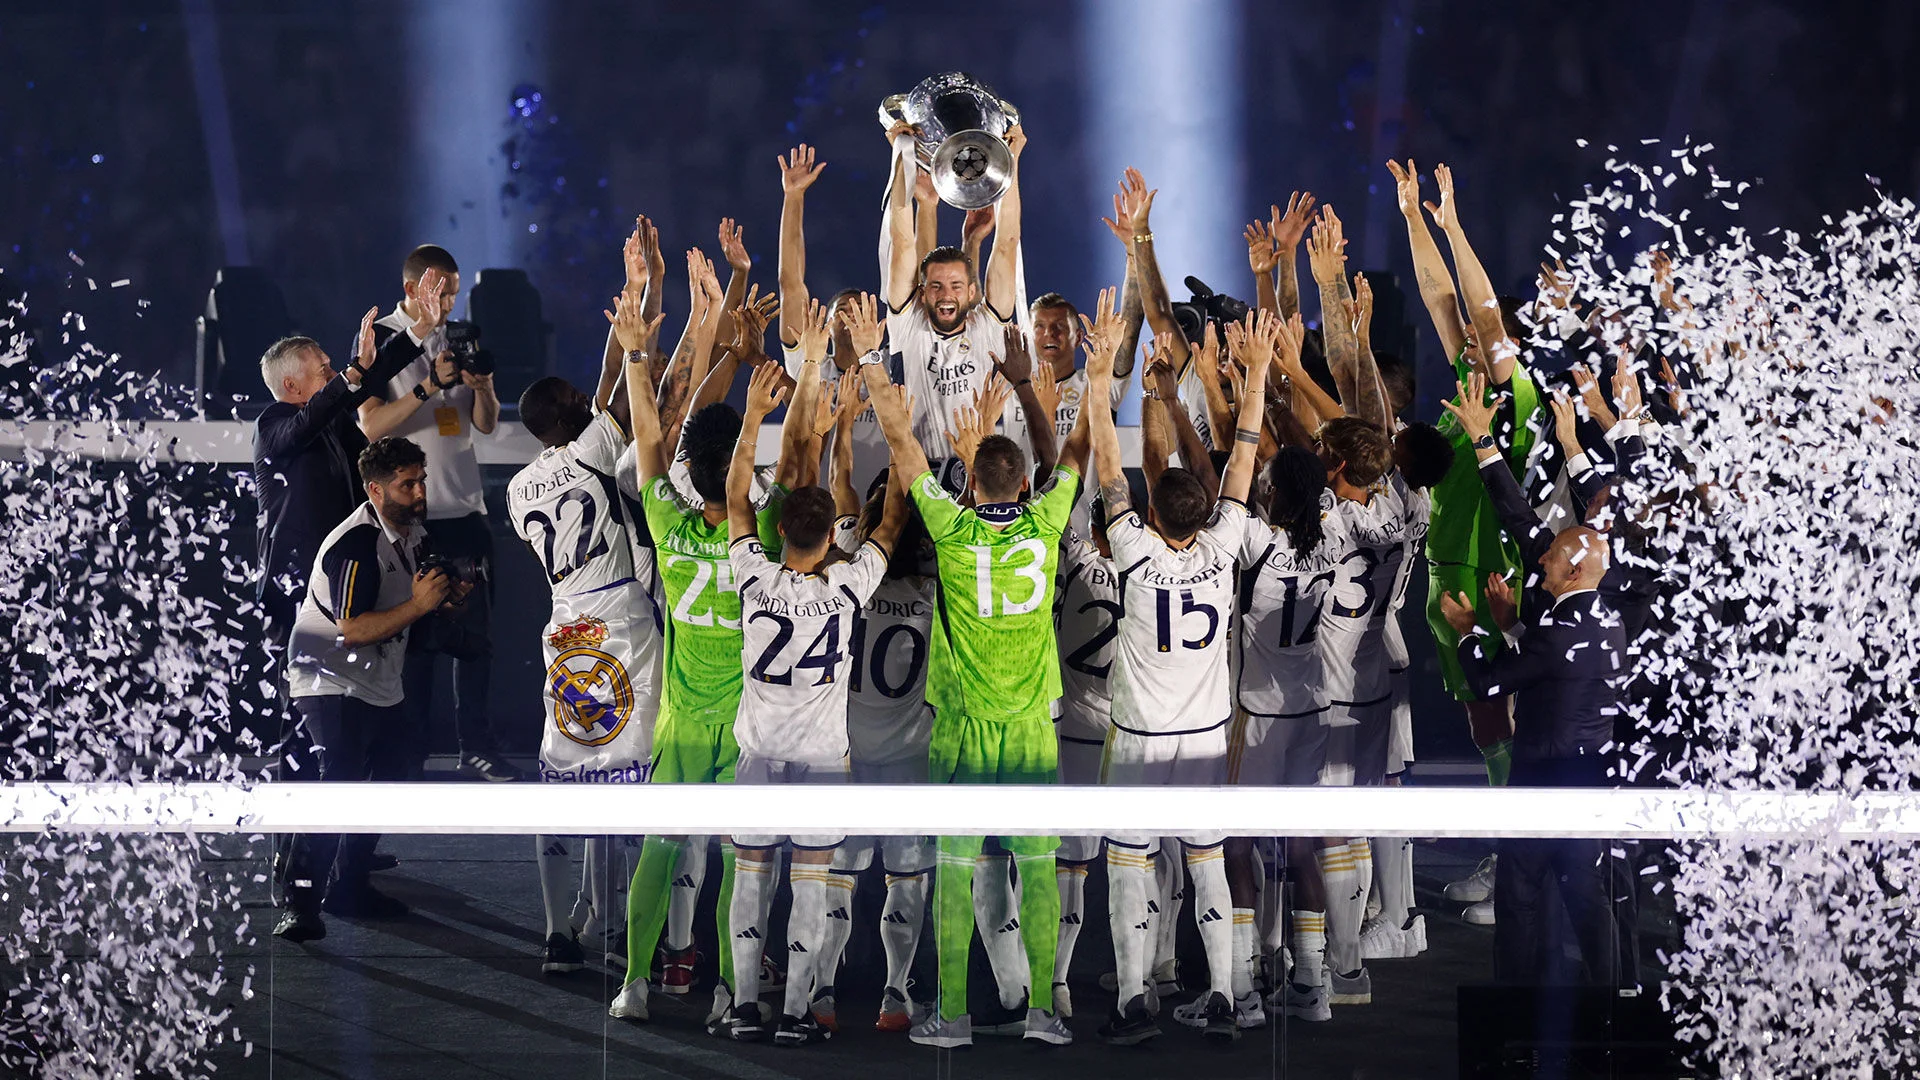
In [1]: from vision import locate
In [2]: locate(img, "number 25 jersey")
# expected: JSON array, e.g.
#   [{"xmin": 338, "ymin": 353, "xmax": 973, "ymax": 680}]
[
  {"xmin": 730, "ymin": 536, "xmax": 888, "ymax": 763},
  {"xmin": 1107, "ymin": 499, "xmax": 1247, "ymax": 736}
]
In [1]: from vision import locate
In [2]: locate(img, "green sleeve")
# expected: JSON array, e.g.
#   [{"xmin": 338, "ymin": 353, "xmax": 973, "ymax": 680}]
[
  {"xmin": 756, "ymin": 482, "xmax": 789, "ymax": 559},
  {"xmin": 641, "ymin": 476, "xmax": 688, "ymax": 544},
  {"xmin": 1027, "ymin": 466, "xmax": 1081, "ymax": 536},
  {"xmin": 908, "ymin": 470, "xmax": 967, "ymax": 541}
]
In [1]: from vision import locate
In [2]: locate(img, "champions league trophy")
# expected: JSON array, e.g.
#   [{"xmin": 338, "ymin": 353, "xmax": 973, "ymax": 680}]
[{"xmin": 878, "ymin": 71, "xmax": 1021, "ymax": 210}]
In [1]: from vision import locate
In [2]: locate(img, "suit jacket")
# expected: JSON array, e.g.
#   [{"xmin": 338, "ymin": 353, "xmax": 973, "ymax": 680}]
[
  {"xmin": 252, "ymin": 331, "xmax": 422, "ymax": 601},
  {"xmin": 1456, "ymin": 589, "xmax": 1627, "ymax": 761}
]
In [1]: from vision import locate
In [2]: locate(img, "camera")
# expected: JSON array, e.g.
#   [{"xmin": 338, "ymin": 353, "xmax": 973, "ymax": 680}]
[
  {"xmin": 417, "ymin": 552, "xmax": 478, "ymax": 589},
  {"xmin": 442, "ymin": 320, "xmax": 496, "ymax": 378},
  {"xmin": 1171, "ymin": 276, "xmax": 1252, "ymax": 345}
]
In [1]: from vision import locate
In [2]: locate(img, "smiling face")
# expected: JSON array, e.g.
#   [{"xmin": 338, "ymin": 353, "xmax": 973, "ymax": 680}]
[
  {"xmin": 1030, "ymin": 301, "xmax": 1080, "ymax": 376},
  {"xmin": 919, "ymin": 258, "xmax": 976, "ymax": 333}
]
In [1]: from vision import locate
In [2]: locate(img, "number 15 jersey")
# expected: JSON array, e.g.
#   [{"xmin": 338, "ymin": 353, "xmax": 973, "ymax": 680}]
[{"xmin": 1107, "ymin": 499, "xmax": 1247, "ymax": 736}]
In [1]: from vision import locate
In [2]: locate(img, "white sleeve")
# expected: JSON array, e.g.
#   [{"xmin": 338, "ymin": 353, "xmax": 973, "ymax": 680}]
[
  {"xmin": 575, "ymin": 411, "xmax": 628, "ymax": 473},
  {"xmin": 1106, "ymin": 509, "xmax": 1156, "ymax": 568},
  {"xmin": 833, "ymin": 515, "xmax": 860, "ymax": 555},
  {"xmin": 729, "ymin": 537, "xmax": 778, "ymax": 590},
  {"xmin": 836, "ymin": 541, "xmax": 890, "ymax": 604}
]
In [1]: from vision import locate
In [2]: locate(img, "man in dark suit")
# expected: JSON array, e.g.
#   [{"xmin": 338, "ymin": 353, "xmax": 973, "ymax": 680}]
[{"xmin": 1440, "ymin": 372, "xmax": 1639, "ymax": 989}]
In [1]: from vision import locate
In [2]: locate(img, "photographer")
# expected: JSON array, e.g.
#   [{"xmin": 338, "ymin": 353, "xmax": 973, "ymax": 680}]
[
  {"xmin": 357, "ymin": 244, "xmax": 518, "ymax": 782},
  {"xmin": 275, "ymin": 436, "xmax": 471, "ymax": 941}
]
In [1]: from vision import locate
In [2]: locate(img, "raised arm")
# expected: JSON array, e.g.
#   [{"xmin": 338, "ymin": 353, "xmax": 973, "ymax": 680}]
[
  {"xmin": 1110, "ymin": 253, "xmax": 1146, "ymax": 382},
  {"xmin": 1061, "ymin": 285, "xmax": 1120, "ymax": 480},
  {"xmin": 962, "ymin": 204, "xmax": 994, "ymax": 287},
  {"xmin": 1443, "ymin": 372, "xmax": 1554, "ymax": 569},
  {"xmin": 1386, "ymin": 159, "xmax": 1469, "ymax": 366},
  {"xmin": 917, "ymin": 169, "xmax": 942, "ymax": 268},
  {"xmin": 868, "ymin": 465, "xmax": 910, "ymax": 558},
  {"xmin": 617, "ymin": 295, "xmax": 672, "ymax": 485},
  {"xmin": 1246, "ymin": 215, "xmax": 1279, "ymax": 316},
  {"xmin": 828, "ymin": 368, "xmax": 862, "ymax": 517},
  {"xmin": 731, "ymin": 363, "xmax": 789, "ymax": 542},
  {"xmin": 982, "ymin": 125, "xmax": 1026, "ymax": 320},
  {"xmin": 1345, "ymin": 271, "xmax": 1391, "ymax": 431},
  {"xmin": 1220, "ymin": 310, "xmax": 1286, "ymax": 505},
  {"xmin": 355, "ymin": 268, "xmax": 453, "ymax": 441},
  {"xmin": 1307, "ymin": 205, "xmax": 1364, "ymax": 411},
  {"xmin": 884, "ymin": 125, "xmax": 921, "ymax": 313},
  {"xmin": 1272, "ymin": 192, "xmax": 1315, "ymax": 322},
  {"xmin": 1191, "ymin": 321, "xmax": 1237, "ymax": 447},
  {"xmin": 848, "ymin": 292, "xmax": 928, "ymax": 484},
  {"xmin": 1426, "ymin": 163, "xmax": 1516, "ymax": 385},
  {"xmin": 777, "ymin": 298, "xmax": 832, "ymax": 489},
  {"xmin": 776, "ymin": 144, "xmax": 828, "ymax": 347},
  {"xmin": 655, "ymin": 249, "xmax": 721, "ymax": 442},
  {"xmin": 714, "ymin": 217, "xmax": 753, "ymax": 347},
  {"xmin": 1104, "ymin": 168, "xmax": 1192, "ymax": 377},
  {"xmin": 991, "ymin": 323, "xmax": 1058, "ymax": 476}
]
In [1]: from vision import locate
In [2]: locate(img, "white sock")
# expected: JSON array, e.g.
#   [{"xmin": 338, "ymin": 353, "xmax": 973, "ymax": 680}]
[
  {"xmin": 665, "ymin": 835, "xmax": 708, "ymax": 951},
  {"xmin": 814, "ymin": 869, "xmax": 857, "ymax": 995},
  {"xmin": 1319, "ymin": 843, "xmax": 1365, "ymax": 976},
  {"xmin": 784, "ymin": 863, "xmax": 831, "ymax": 1018},
  {"xmin": 1257, "ymin": 845, "xmax": 1287, "ymax": 971},
  {"xmin": 535, "ymin": 835, "xmax": 573, "ymax": 938},
  {"xmin": 1290, "ymin": 909, "xmax": 1326, "ymax": 988},
  {"xmin": 1185, "ymin": 845, "xmax": 1234, "ymax": 999},
  {"xmin": 1373, "ymin": 836, "xmax": 1414, "ymax": 928},
  {"xmin": 1152, "ymin": 838, "xmax": 1184, "ymax": 979},
  {"xmin": 1054, "ymin": 861, "xmax": 1089, "ymax": 988},
  {"xmin": 973, "ymin": 853, "xmax": 1029, "ymax": 1008},
  {"xmin": 1350, "ymin": 839, "xmax": 1375, "ymax": 926},
  {"xmin": 1107, "ymin": 844, "xmax": 1155, "ymax": 1009},
  {"xmin": 1232, "ymin": 908, "xmax": 1257, "ymax": 998},
  {"xmin": 881, "ymin": 870, "xmax": 928, "ymax": 997},
  {"xmin": 729, "ymin": 851, "xmax": 775, "ymax": 1005},
  {"xmin": 582, "ymin": 837, "xmax": 612, "ymax": 940}
]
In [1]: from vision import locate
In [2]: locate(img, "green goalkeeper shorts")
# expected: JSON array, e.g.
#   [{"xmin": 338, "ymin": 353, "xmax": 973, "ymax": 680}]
[
  {"xmin": 649, "ymin": 707, "xmax": 740, "ymax": 784},
  {"xmin": 928, "ymin": 709, "xmax": 1057, "ymax": 856}
]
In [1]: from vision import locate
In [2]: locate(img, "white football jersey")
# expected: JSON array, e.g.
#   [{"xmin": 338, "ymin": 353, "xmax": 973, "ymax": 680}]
[
  {"xmin": 1382, "ymin": 478, "xmax": 1431, "ymax": 669},
  {"xmin": 1237, "ymin": 490, "xmax": 1353, "ymax": 718},
  {"xmin": 887, "ymin": 303, "xmax": 1010, "ymax": 471},
  {"xmin": 830, "ymin": 517, "xmax": 936, "ymax": 767},
  {"xmin": 508, "ymin": 411, "xmax": 638, "ymax": 597},
  {"xmin": 1008, "ymin": 365, "xmax": 1127, "ymax": 475},
  {"xmin": 730, "ymin": 536, "xmax": 888, "ymax": 764},
  {"xmin": 1055, "ymin": 529, "xmax": 1121, "ymax": 745},
  {"xmin": 1317, "ymin": 477, "xmax": 1417, "ymax": 709},
  {"xmin": 1106, "ymin": 500, "xmax": 1246, "ymax": 736},
  {"xmin": 1178, "ymin": 356, "xmax": 1218, "ymax": 453}
]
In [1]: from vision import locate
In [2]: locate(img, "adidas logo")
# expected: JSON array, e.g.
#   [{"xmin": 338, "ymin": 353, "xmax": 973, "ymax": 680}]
[
  {"xmin": 1060, "ymin": 913, "xmax": 1082, "ymax": 926},
  {"xmin": 883, "ymin": 911, "xmax": 914, "ymax": 925},
  {"xmin": 788, "ymin": 941, "xmax": 808, "ymax": 954},
  {"xmin": 671, "ymin": 874, "xmax": 697, "ymax": 888},
  {"xmin": 1198, "ymin": 907, "xmax": 1224, "ymax": 924},
  {"xmin": 1133, "ymin": 920, "xmax": 1151, "ymax": 931},
  {"xmin": 997, "ymin": 919, "xmax": 1020, "ymax": 934},
  {"xmin": 827, "ymin": 907, "xmax": 850, "ymax": 921},
  {"xmin": 736, "ymin": 927, "xmax": 762, "ymax": 940},
  {"xmin": 1146, "ymin": 901, "xmax": 1161, "ymax": 914}
]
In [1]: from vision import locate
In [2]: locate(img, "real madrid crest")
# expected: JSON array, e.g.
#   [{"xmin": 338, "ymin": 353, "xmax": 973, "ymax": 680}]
[{"xmin": 545, "ymin": 617, "xmax": 633, "ymax": 746}]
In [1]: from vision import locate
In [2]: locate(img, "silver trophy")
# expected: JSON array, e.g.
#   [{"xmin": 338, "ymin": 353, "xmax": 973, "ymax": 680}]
[{"xmin": 878, "ymin": 71, "xmax": 1021, "ymax": 211}]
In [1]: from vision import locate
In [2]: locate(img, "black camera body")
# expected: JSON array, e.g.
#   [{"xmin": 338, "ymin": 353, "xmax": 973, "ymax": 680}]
[
  {"xmin": 1171, "ymin": 275, "xmax": 1252, "ymax": 345},
  {"xmin": 442, "ymin": 319, "xmax": 496, "ymax": 378},
  {"xmin": 417, "ymin": 552, "xmax": 478, "ymax": 588}
]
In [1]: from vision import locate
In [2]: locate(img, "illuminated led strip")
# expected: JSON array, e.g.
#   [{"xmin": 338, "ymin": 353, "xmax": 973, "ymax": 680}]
[{"xmin": 2, "ymin": 783, "xmax": 1916, "ymax": 840}]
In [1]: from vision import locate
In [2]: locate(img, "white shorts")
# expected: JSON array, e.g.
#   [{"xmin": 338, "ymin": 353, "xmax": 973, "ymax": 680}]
[
  {"xmin": 732, "ymin": 752, "xmax": 849, "ymax": 849},
  {"xmin": 1102, "ymin": 724, "xmax": 1229, "ymax": 849},
  {"xmin": 537, "ymin": 584, "xmax": 661, "ymax": 783},
  {"xmin": 1321, "ymin": 701, "xmax": 1391, "ymax": 788},
  {"xmin": 837, "ymin": 755, "xmax": 935, "ymax": 874},
  {"xmin": 1385, "ymin": 665, "xmax": 1413, "ymax": 777},
  {"xmin": 1056, "ymin": 737, "xmax": 1106, "ymax": 862},
  {"xmin": 1228, "ymin": 705, "xmax": 1331, "ymax": 787}
]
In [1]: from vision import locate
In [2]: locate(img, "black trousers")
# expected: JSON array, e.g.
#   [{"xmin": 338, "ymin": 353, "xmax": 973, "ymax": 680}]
[
  {"xmin": 401, "ymin": 512, "xmax": 497, "ymax": 771},
  {"xmin": 283, "ymin": 695, "xmax": 408, "ymax": 913},
  {"xmin": 1495, "ymin": 757, "xmax": 1641, "ymax": 988}
]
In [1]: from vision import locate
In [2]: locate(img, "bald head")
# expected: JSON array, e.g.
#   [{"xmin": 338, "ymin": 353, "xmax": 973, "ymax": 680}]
[{"xmin": 1542, "ymin": 526, "xmax": 1609, "ymax": 596}]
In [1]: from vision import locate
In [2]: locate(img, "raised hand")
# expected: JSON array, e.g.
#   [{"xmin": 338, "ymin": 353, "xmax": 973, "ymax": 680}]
[
  {"xmin": 1144, "ymin": 330, "xmax": 1178, "ymax": 395},
  {"xmin": 1385, "ymin": 159, "xmax": 1421, "ymax": 219},
  {"xmin": 1244, "ymin": 217, "xmax": 1278, "ymax": 274},
  {"xmin": 1569, "ymin": 362, "xmax": 1617, "ymax": 429},
  {"xmin": 1613, "ymin": 358, "xmax": 1645, "ymax": 419},
  {"xmin": 1076, "ymin": 285, "xmax": 1122, "ymax": 376},
  {"xmin": 1549, "ymin": 390, "xmax": 1582, "ymax": 458},
  {"xmin": 604, "ymin": 289, "xmax": 662, "ymax": 355},
  {"xmin": 353, "ymin": 305, "xmax": 380, "ymax": 372},
  {"xmin": 1273, "ymin": 190, "xmax": 1317, "ymax": 249},
  {"xmin": 975, "ymin": 370, "xmax": 1014, "ymax": 425},
  {"xmin": 727, "ymin": 294, "xmax": 772, "ymax": 364},
  {"xmin": 1030, "ymin": 351, "xmax": 1062, "ymax": 419},
  {"xmin": 1438, "ymin": 590, "xmax": 1479, "ymax": 636},
  {"xmin": 744, "ymin": 361, "xmax": 790, "ymax": 422},
  {"xmin": 622, "ymin": 222, "xmax": 650, "ymax": 298},
  {"xmin": 833, "ymin": 368, "xmax": 863, "ymax": 431},
  {"xmin": 1349, "ymin": 271, "xmax": 1375, "ymax": 335},
  {"xmin": 1275, "ymin": 311, "xmax": 1306, "ymax": 372},
  {"xmin": 778, "ymin": 143, "xmax": 827, "ymax": 194},
  {"xmin": 409, "ymin": 267, "xmax": 447, "ymax": 338},
  {"xmin": 794, "ymin": 297, "xmax": 831, "ymax": 367},
  {"xmin": 1422, "ymin": 162, "xmax": 1457, "ymax": 232},
  {"xmin": 1485, "ymin": 573, "xmax": 1519, "ymax": 631},
  {"xmin": 1658, "ymin": 356, "xmax": 1687, "ymax": 417},
  {"xmin": 993, "ymin": 323, "xmax": 1033, "ymax": 385},
  {"xmin": 1441, "ymin": 371, "xmax": 1498, "ymax": 442},
  {"xmin": 1306, "ymin": 205, "xmax": 1348, "ymax": 284},
  {"xmin": 1120, "ymin": 167, "xmax": 1155, "ymax": 233},
  {"xmin": 718, "ymin": 218, "xmax": 751, "ymax": 275},
  {"xmin": 963, "ymin": 205, "xmax": 997, "ymax": 249},
  {"xmin": 842, "ymin": 292, "xmax": 885, "ymax": 356},
  {"xmin": 1537, "ymin": 259, "xmax": 1574, "ymax": 312},
  {"xmin": 1005, "ymin": 123, "xmax": 1027, "ymax": 161}
]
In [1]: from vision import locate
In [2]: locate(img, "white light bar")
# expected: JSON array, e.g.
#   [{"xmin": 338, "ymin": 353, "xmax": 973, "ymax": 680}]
[{"xmin": 3, "ymin": 783, "xmax": 1916, "ymax": 840}]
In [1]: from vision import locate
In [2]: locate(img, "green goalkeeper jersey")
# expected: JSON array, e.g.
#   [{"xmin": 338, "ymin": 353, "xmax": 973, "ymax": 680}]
[
  {"xmin": 641, "ymin": 475, "xmax": 781, "ymax": 725},
  {"xmin": 1428, "ymin": 347, "xmax": 1541, "ymax": 577},
  {"xmin": 912, "ymin": 466, "xmax": 1081, "ymax": 723}
]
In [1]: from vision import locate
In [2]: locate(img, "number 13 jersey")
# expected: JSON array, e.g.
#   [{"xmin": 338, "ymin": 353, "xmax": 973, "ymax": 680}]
[
  {"xmin": 1107, "ymin": 499, "xmax": 1247, "ymax": 736},
  {"xmin": 730, "ymin": 536, "xmax": 889, "ymax": 764}
]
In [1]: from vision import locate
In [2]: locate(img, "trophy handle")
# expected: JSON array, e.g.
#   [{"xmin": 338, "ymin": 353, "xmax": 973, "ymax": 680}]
[
  {"xmin": 878, "ymin": 94, "xmax": 908, "ymax": 130},
  {"xmin": 1000, "ymin": 99, "xmax": 1022, "ymax": 129}
]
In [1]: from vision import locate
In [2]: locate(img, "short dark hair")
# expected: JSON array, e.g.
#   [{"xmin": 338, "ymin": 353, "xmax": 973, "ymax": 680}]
[
  {"xmin": 1318, "ymin": 417, "xmax": 1394, "ymax": 489},
  {"xmin": 919, "ymin": 245, "xmax": 974, "ymax": 284},
  {"xmin": 1375, "ymin": 352, "xmax": 1414, "ymax": 414},
  {"xmin": 1151, "ymin": 468, "xmax": 1211, "ymax": 541},
  {"xmin": 518, "ymin": 376, "xmax": 579, "ymax": 443},
  {"xmin": 359, "ymin": 436, "xmax": 426, "ymax": 484},
  {"xmin": 682, "ymin": 403, "xmax": 742, "ymax": 504},
  {"xmin": 1498, "ymin": 295, "xmax": 1529, "ymax": 349},
  {"xmin": 780, "ymin": 486, "xmax": 836, "ymax": 552},
  {"xmin": 403, "ymin": 244, "xmax": 459, "ymax": 285},
  {"xmin": 859, "ymin": 479, "xmax": 928, "ymax": 578},
  {"xmin": 970, "ymin": 435, "xmax": 1026, "ymax": 500},
  {"xmin": 1030, "ymin": 292, "xmax": 1080, "ymax": 325},
  {"xmin": 1394, "ymin": 421, "xmax": 1455, "ymax": 490}
]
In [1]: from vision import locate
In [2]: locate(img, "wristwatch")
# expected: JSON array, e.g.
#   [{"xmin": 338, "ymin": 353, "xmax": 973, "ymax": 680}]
[
  {"xmin": 1472, "ymin": 434, "xmax": 1496, "ymax": 451},
  {"xmin": 858, "ymin": 348, "xmax": 887, "ymax": 368},
  {"xmin": 624, "ymin": 349, "xmax": 649, "ymax": 365},
  {"xmin": 412, "ymin": 384, "xmax": 432, "ymax": 402}
]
